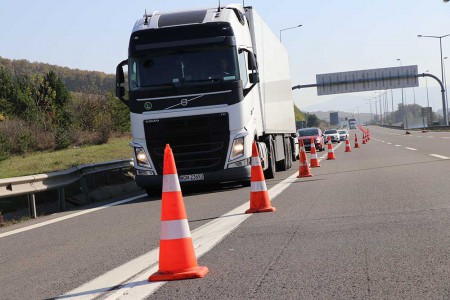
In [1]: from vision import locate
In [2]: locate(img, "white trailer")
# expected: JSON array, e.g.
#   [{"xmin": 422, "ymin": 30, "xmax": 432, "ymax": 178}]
[{"xmin": 116, "ymin": 4, "xmax": 298, "ymax": 194}]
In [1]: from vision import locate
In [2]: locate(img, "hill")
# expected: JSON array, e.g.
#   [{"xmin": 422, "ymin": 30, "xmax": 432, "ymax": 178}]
[{"xmin": 0, "ymin": 56, "xmax": 114, "ymax": 94}]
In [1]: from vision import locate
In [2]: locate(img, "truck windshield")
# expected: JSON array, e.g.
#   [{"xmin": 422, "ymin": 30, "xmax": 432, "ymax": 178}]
[{"xmin": 129, "ymin": 46, "xmax": 239, "ymax": 91}]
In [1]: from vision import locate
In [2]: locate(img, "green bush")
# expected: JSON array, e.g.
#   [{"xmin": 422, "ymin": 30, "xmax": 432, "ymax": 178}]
[
  {"xmin": 55, "ymin": 127, "xmax": 71, "ymax": 150},
  {"xmin": 0, "ymin": 132, "xmax": 11, "ymax": 161}
]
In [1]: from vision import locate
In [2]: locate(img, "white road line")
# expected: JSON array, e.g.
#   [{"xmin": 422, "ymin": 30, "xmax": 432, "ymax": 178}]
[
  {"xmin": 387, "ymin": 142, "xmax": 392, "ymax": 145},
  {"xmin": 442, "ymin": 137, "xmax": 450, "ymax": 139},
  {"xmin": 417, "ymin": 136, "xmax": 422, "ymax": 138},
  {"xmin": 405, "ymin": 147, "xmax": 417, "ymax": 151},
  {"xmin": 0, "ymin": 195, "xmax": 147, "ymax": 239},
  {"xmin": 395, "ymin": 145, "xmax": 401, "ymax": 147},
  {"xmin": 430, "ymin": 154, "xmax": 449, "ymax": 159}
]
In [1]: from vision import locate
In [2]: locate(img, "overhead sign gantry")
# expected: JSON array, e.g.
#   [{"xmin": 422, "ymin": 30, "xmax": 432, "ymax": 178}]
[{"xmin": 292, "ymin": 65, "xmax": 448, "ymax": 126}]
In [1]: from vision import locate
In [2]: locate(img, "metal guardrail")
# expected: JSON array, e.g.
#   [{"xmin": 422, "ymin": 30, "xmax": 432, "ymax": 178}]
[{"xmin": 0, "ymin": 159, "xmax": 133, "ymax": 219}]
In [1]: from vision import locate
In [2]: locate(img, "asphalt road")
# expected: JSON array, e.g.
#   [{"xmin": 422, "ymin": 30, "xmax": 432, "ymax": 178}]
[{"xmin": 2, "ymin": 126, "xmax": 450, "ymax": 299}]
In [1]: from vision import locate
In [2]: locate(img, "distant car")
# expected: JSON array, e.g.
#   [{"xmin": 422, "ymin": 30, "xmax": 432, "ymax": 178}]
[
  {"xmin": 338, "ymin": 129, "xmax": 349, "ymax": 141},
  {"xmin": 323, "ymin": 129, "xmax": 340, "ymax": 143},
  {"xmin": 297, "ymin": 127, "xmax": 325, "ymax": 151}
]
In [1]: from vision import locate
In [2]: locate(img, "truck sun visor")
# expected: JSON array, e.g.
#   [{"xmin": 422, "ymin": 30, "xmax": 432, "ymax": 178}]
[{"xmin": 158, "ymin": 10, "xmax": 207, "ymax": 28}]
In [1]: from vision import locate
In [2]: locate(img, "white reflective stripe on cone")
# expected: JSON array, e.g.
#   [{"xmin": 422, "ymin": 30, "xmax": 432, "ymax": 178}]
[
  {"xmin": 162, "ymin": 174, "xmax": 181, "ymax": 192},
  {"xmin": 160, "ymin": 219, "xmax": 191, "ymax": 240},
  {"xmin": 311, "ymin": 153, "xmax": 318, "ymax": 159},
  {"xmin": 251, "ymin": 157, "xmax": 261, "ymax": 166},
  {"xmin": 251, "ymin": 181, "xmax": 267, "ymax": 192}
]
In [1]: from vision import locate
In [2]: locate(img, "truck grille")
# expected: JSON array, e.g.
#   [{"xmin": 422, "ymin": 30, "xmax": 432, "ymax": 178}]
[{"xmin": 144, "ymin": 113, "xmax": 229, "ymax": 175}]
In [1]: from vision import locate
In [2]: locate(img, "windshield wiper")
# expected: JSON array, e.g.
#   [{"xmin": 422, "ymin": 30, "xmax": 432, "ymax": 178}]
[
  {"xmin": 142, "ymin": 83, "xmax": 177, "ymax": 89},
  {"xmin": 184, "ymin": 78, "xmax": 223, "ymax": 83}
]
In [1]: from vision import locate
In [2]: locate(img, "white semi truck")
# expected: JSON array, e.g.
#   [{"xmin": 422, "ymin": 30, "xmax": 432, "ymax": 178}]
[{"xmin": 116, "ymin": 4, "xmax": 299, "ymax": 194}]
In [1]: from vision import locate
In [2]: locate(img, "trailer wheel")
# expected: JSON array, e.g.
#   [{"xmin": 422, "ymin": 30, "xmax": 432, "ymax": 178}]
[
  {"xmin": 276, "ymin": 138, "xmax": 289, "ymax": 171},
  {"xmin": 264, "ymin": 139, "xmax": 276, "ymax": 179}
]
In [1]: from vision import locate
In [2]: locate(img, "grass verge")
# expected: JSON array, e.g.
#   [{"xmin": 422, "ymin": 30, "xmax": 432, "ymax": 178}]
[{"xmin": 0, "ymin": 135, "xmax": 132, "ymax": 179}]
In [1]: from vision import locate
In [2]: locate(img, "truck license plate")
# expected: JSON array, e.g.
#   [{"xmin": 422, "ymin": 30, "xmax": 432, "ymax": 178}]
[{"xmin": 179, "ymin": 173, "xmax": 204, "ymax": 182}]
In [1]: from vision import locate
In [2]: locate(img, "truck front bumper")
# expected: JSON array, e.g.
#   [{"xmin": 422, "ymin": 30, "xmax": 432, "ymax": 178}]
[{"xmin": 135, "ymin": 165, "xmax": 251, "ymax": 189}]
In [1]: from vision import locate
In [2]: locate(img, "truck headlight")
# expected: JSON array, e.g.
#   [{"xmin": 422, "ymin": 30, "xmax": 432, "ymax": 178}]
[
  {"xmin": 230, "ymin": 137, "xmax": 244, "ymax": 160},
  {"xmin": 134, "ymin": 147, "xmax": 151, "ymax": 168}
]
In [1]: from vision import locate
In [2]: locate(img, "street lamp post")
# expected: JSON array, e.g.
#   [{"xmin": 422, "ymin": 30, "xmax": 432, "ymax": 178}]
[
  {"xmin": 366, "ymin": 99, "xmax": 376, "ymax": 124},
  {"xmin": 425, "ymin": 70, "xmax": 430, "ymax": 108},
  {"xmin": 444, "ymin": 57, "xmax": 449, "ymax": 120},
  {"xmin": 279, "ymin": 25, "xmax": 302, "ymax": 42},
  {"xmin": 418, "ymin": 33, "xmax": 450, "ymax": 125}
]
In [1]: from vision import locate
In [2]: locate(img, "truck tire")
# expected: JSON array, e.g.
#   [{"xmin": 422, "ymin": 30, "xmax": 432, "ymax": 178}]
[
  {"xmin": 276, "ymin": 140, "xmax": 288, "ymax": 172},
  {"xmin": 286, "ymin": 139, "xmax": 292, "ymax": 169},
  {"xmin": 264, "ymin": 140, "xmax": 276, "ymax": 179}
]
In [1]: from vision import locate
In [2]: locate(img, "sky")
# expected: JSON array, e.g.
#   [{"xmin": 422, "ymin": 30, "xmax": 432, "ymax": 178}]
[{"xmin": 1, "ymin": 0, "xmax": 449, "ymax": 114}]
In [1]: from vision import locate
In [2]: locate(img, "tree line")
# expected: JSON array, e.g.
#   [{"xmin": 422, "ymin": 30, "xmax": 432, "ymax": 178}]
[{"xmin": 0, "ymin": 57, "xmax": 129, "ymax": 161}]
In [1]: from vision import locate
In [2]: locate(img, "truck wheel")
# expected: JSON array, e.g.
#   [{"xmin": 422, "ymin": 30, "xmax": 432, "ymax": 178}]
[
  {"xmin": 276, "ymin": 141, "xmax": 288, "ymax": 172},
  {"xmin": 264, "ymin": 141, "xmax": 276, "ymax": 179},
  {"xmin": 286, "ymin": 139, "xmax": 292, "ymax": 169}
]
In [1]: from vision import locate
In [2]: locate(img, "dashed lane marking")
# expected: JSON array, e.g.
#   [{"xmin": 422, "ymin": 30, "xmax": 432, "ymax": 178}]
[
  {"xmin": 429, "ymin": 154, "xmax": 449, "ymax": 159},
  {"xmin": 405, "ymin": 147, "xmax": 417, "ymax": 151}
]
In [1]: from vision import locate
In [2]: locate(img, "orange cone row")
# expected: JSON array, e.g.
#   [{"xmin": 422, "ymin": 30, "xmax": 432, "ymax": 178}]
[{"xmin": 151, "ymin": 132, "xmax": 373, "ymax": 282}]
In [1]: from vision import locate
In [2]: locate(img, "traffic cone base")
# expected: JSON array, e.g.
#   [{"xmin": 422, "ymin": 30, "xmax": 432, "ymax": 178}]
[
  {"xmin": 246, "ymin": 142, "xmax": 276, "ymax": 214},
  {"xmin": 149, "ymin": 266, "xmax": 209, "ymax": 281},
  {"xmin": 149, "ymin": 144, "xmax": 208, "ymax": 282}
]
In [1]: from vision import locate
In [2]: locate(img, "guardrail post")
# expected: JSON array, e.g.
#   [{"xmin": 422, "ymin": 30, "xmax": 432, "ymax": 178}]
[
  {"xmin": 80, "ymin": 177, "xmax": 91, "ymax": 203},
  {"xmin": 119, "ymin": 168, "xmax": 124, "ymax": 181},
  {"xmin": 27, "ymin": 194, "xmax": 37, "ymax": 219},
  {"xmin": 105, "ymin": 171, "xmax": 110, "ymax": 185},
  {"xmin": 58, "ymin": 187, "xmax": 66, "ymax": 211}
]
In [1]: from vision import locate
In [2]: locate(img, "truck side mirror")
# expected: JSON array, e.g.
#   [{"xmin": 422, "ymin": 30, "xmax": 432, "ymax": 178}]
[
  {"xmin": 247, "ymin": 52, "xmax": 257, "ymax": 71},
  {"xmin": 239, "ymin": 48, "xmax": 259, "ymax": 96},
  {"xmin": 116, "ymin": 59, "xmax": 129, "ymax": 107},
  {"xmin": 249, "ymin": 73, "xmax": 259, "ymax": 84}
]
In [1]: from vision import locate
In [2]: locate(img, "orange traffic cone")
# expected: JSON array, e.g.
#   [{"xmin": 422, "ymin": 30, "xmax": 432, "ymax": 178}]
[
  {"xmin": 362, "ymin": 133, "xmax": 367, "ymax": 144},
  {"xmin": 149, "ymin": 144, "xmax": 208, "ymax": 282},
  {"xmin": 326, "ymin": 136, "xmax": 336, "ymax": 160},
  {"xmin": 297, "ymin": 144, "xmax": 313, "ymax": 177},
  {"xmin": 344, "ymin": 138, "xmax": 352, "ymax": 152},
  {"xmin": 309, "ymin": 138, "xmax": 320, "ymax": 167},
  {"xmin": 354, "ymin": 134, "xmax": 360, "ymax": 148},
  {"xmin": 245, "ymin": 142, "xmax": 276, "ymax": 214}
]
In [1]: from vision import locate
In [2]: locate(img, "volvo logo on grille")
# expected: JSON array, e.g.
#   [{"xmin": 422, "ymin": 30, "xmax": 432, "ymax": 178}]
[
  {"xmin": 144, "ymin": 102, "xmax": 152, "ymax": 110},
  {"xmin": 180, "ymin": 99, "xmax": 189, "ymax": 106}
]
